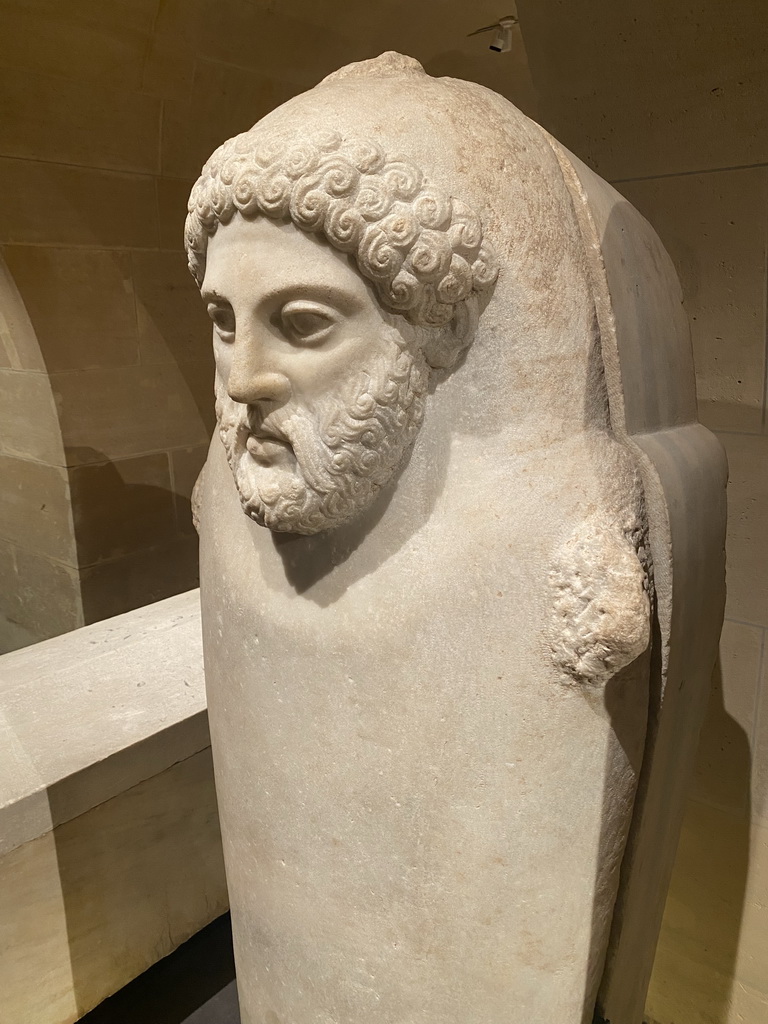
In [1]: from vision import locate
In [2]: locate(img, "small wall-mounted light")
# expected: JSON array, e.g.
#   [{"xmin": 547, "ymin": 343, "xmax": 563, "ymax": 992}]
[{"xmin": 468, "ymin": 15, "xmax": 518, "ymax": 54}]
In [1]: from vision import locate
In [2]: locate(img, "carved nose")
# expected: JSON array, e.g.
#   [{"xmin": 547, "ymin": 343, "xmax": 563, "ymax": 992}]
[{"xmin": 226, "ymin": 340, "xmax": 291, "ymax": 406}]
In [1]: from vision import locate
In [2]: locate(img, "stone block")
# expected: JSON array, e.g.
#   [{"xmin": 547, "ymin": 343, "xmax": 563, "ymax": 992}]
[
  {"xmin": 0, "ymin": 589, "xmax": 208, "ymax": 846},
  {"xmin": 619, "ymin": 168, "xmax": 768, "ymax": 433},
  {"xmin": 0, "ymin": 611, "xmax": 40, "ymax": 655},
  {"xmin": 0, "ymin": 368, "xmax": 64, "ymax": 465},
  {"xmin": 0, "ymin": 158, "xmax": 158, "ymax": 249},
  {"xmin": 3, "ymin": 246, "xmax": 139, "ymax": 373},
  {"xmin": 140, "ymin": 0, "xmax": 204, "ymax": 103},
  {"xmin": 0, "ymin": 598, "xmax": 227, "ymax": 1024},
  {"xmin": 0, "ymin": 330, "xmax": 10, "ymax": 370},
  {"xmin": 719, "ymin": 432, "xmax": 768, "ymax": 627},
  {"xmin": 647, "ymin": 939, "xmax": 768, "ymax": 1024},
  {"xmin": 157, "ymin": 176, "xmax": 195, "ymax": 251},
  {"xmin": 0, "ymin": 753, "xmax": 226, "ymax": 1024},
  {"xmin": 4, "ymin": 0, "xmax": 158, "ymax": 35},
  {"xmin": 80, "ymin": 535, "xmax": 200, "ymax": 625},
  {"xmin": 197, "ymin": 0, "xmax": 354, "ymax": 87},
  {"xmin": 0, "ymin": 538, "xmax": 82, "ymax": 646},
  {"xmin": 162, "ymin": 60, "xmax": 297, "ymax": 180},
  {"xmin": 52, "ymin": 358, "xmax": 214, "ymax": 466},
  {"xmin": 133, "ymin": 250, "xmax": 211, "ymax": 365},
  {"xmin": 70, "ymin": 453, "xmax": 177, "ymax": 568},
  {"xmin": 689, "ymin": 619, "xmax": 761, "ymax": 814},
  {"xmin": 0, "ymin": 5, "xmax": 149, "ymax": 92},
  {"xmin": 0, "ymin": 256, "xmax": 46, "ymax": 373},
  {"xmin": 0, "ymin": 66, "xmax": 160, "ymax": 174},
  {"xmin": 521, "ymin": 0, "xmax": 768, "ymax": 179},
  {"xmin": 0, "ymin": 454, "xmax": 74, "ymax": 565},
  {"xmin": 0, "ymin": 591, "xmax": 226, "ymax": 1023},
  {"xmin": 192, "ymin": 0, "xmax": 539, "ymax": 121}
]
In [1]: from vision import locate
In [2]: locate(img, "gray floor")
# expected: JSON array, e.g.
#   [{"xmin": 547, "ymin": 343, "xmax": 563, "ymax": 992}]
[
  {"xmin": 183, "ymin": 981, "xmax": 240, "ymax": 1024},
  {"xmin": 80, "ymin": 914, "xmax": 240, "ymax": 1024},
  {"xmin": 78, "ymin": 918, "xmax": 650, "ymax": 1023}
]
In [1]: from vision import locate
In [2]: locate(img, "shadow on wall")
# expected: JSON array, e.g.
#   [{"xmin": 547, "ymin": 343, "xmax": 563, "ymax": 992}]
[
  {"xmin": 0, "ymin": 222, "xmax": 213, "ymax": 645},
  {"xmin": 129, "ymin": 246, "xmax": 216, "ymax": 432},
  {"xmin": 646, "ymin": 654, "xmax": 753, "ymax": 1024},
  {"xmin": 589, "ymin": 651, "xmax": 752, "ymax": 1024},
  {"xmin": 67, "ymin": 446, "xmax": 203, "ymax": 625}
]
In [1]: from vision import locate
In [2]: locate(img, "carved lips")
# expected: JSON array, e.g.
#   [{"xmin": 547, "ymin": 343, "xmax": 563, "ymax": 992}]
[{"xmin": 245, "ymin": 432, "xmax": 292, "ymax": 464}]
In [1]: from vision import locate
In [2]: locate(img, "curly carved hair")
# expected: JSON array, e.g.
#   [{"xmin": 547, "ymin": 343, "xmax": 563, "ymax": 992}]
[{"xmin": 185, "ymin": 129, "xmax": 498, "ymax": 333}]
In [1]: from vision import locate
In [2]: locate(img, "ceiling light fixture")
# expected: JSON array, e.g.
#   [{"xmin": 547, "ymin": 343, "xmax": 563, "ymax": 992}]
[{"xmin": 468, "ymin": 15, "xmax": 518, "ymax": 54}]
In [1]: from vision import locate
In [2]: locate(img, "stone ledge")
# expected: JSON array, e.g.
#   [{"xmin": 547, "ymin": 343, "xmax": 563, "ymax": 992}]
[
  {"xmin": 0, "ymin": 589, "xmax": 227, "ymax": 1024},
  {"xmin": 0, "ymin": 588, "xmax": 207, "ymax": 856}
]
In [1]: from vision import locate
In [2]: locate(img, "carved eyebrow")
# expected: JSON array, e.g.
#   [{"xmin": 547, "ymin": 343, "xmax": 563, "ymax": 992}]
[
  {"xmin": 202, "ymin": 280, "xmax": 366, "ymax": 315},
  {"xmin": 260, "ymin": 282, "xmax": 364, "ymax": 314}
]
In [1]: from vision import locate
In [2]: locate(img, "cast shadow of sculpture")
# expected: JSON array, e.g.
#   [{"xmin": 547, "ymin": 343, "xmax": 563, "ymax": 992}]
[
  {"xmin": 36, "ymin": 448, "xmax": 218, "ymax": 1017},
  {"xmin": 268, "ymin": 459, "xmax": 414, "ymax": 597},
  {"xmin": 263, "ymin": 308, "xmax": 534, "ymax": 602},
  {"xmin": 589, "ymin": 636, "xmax": 659, "ymax": 1024},
  {"xmin": 240, "ymin": 237, "xmax": 494, "ymax": 601},
  {"xmin": 62, "ymin": 445, "xmax": 202, "ymax": 623},
  {"xmin": 651, "ymin": 652, "xmax": 752, "ymax": 1024},
  {"xmin": 587, "ymin": 573, "xmax": 751, "ymax": 1024},
  {"xmin": 265, "ymin": 366, "xmax": 455, "ymax": 601}
]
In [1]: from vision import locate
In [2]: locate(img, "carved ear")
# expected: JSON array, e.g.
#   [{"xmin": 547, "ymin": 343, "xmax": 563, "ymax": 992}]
[
  {"xmin": 422, "ymin": 296, "xmax": 480, "ymax": 370},
  {"xmin": 548, "ymin": 518, "xmax": 651, "ymax": 687}
]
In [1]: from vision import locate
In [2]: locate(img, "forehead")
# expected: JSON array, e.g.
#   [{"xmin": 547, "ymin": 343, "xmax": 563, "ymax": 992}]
[{"xmin": 201, "ymin": 214, "xmax": 372, "ymax": 305}]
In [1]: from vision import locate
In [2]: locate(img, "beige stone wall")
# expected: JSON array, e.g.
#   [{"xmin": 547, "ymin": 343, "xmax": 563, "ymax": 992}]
[
  {"xmin": 0, "ymin": 254, "xmax": 80, "ymax": 650},
  {"xmin": 0, "ymin": 1, "xmax": 216, "ymax": 648},
  {"xmin": 516, "ymin": 1, "xmax": 768, "ymax": 1019},
  {"xmin": 0, "ymin": 0, "xmax": 537, "ymax": 652}
]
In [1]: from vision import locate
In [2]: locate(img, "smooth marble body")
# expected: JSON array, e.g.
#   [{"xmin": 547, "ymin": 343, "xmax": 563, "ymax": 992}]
[
  {"xmin": 194, "ymin": 54, "xmax": 726, "ymax": 1024},
  {"xmin": 201, "ymin": 427, "xmax": 647, "ymax": 1023}
]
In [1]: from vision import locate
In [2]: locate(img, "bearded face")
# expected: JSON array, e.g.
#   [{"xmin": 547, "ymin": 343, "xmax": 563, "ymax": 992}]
[
  {"xmin": 202, "ymin": 215, "xmax": 432, "ymax": 535},
  {"xmin": 214, "ymin": 332, "xmax": 428, "ymax": 534}
]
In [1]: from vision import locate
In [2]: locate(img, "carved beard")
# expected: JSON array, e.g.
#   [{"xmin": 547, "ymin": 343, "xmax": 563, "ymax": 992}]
[{"xmin": 215, "ymin": 334, "xmax": 429, "ymax": 534}]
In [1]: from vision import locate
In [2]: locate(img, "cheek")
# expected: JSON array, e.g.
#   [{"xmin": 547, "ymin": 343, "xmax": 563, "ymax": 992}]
[
  {"xmin": 308, "ymin": 324, "xmax": 395, "ymax": 392},
  {"xmin": 212, "ymin": 334, "xmax": 233, "ymax": 380}
]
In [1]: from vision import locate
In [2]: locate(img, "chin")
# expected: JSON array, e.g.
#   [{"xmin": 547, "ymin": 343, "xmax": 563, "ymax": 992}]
[{"xmin": 228, "ymin": 448, "xmax": 391, "ymax": 536}]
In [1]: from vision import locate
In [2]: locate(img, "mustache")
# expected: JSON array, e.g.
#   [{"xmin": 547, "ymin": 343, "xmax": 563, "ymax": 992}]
[
  {"xmin": 214, "ymin": 339, "xmax": 430, "ymax": 534},
  {"xmin": 233, "ymin": 406, "xmax": 290, "ymax": 444},
  {"xmin": 229, "ymin": 400, "xmax": 339, "ymax": 494}
]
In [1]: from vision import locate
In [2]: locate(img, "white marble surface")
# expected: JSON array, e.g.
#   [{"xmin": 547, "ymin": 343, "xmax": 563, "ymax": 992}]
[{"xmin": 191, "ymin": 52, "xmax": 725, "ymax": 1024}]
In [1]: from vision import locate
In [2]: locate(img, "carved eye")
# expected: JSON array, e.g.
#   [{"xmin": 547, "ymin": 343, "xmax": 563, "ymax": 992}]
[
  {"xmin": 280, "ymin": 301, "xmax": 337, "ymax": 346},
  {"xmin": 207, "ymin": 302, "xmax": 235, "ymax": 339}
]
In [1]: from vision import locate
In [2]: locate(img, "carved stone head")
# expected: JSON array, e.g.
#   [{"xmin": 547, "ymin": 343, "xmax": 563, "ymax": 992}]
[{"xmin": 185, "ymin": 68, "xmax": 499, "ymax": 534}]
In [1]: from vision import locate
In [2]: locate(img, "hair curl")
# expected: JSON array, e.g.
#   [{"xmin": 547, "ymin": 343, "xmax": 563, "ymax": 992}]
[{"xmin": 185, "ymin": 129, "xmax": 498, "ymax": 331}]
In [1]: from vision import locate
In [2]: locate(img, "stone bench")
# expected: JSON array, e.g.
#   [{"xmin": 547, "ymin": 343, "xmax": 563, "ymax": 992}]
[{"xmin": 0, "ymin": 589, "xmax": 227, "ymax": 1024}]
